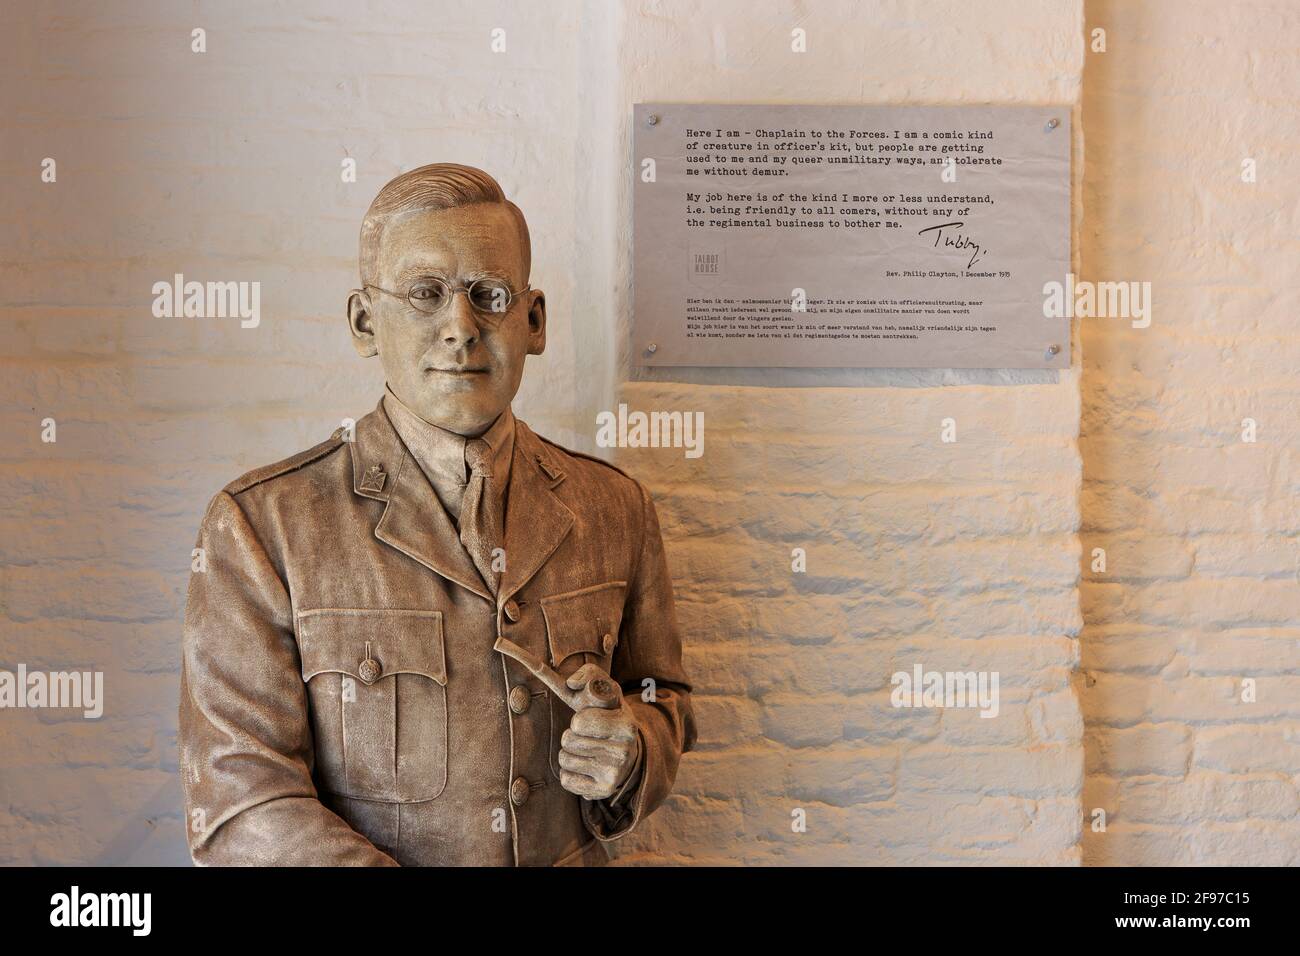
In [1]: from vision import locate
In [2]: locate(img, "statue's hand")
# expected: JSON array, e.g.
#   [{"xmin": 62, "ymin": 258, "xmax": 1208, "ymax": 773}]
[{"xmin": 557, "ymin": 665, "xmax": 640, "ymax": 800}]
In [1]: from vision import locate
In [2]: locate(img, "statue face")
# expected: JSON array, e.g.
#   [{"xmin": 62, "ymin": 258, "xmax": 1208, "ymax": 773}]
[{"xmin": 348, "ymin": 203, "xmax": 545, "ymax": 436}]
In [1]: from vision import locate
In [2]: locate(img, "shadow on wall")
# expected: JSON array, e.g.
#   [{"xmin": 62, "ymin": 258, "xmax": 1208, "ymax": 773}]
[
  {"xmin": 1079, "ymin": 0, "xmax": 1127, "ymax": 869},
  {"xmin": 630, "ymin": 364, "xmax": 1060, "ymax": 391}
]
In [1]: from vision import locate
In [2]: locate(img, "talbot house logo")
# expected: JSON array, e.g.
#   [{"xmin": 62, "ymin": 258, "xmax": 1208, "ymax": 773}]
[
  {"xmin": 690, "ymin": 247, "xmax": 724, "ymax": 278},
  {"xmin": 151, "ymin": 272, "xmax": 261, "ymax": 328},
  {"xmin": 694, "ymin": 252, "xmax": 720, "ymax": 275}
]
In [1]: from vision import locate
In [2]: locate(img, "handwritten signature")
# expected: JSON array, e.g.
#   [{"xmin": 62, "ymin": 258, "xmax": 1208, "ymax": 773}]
[{"xmin": 918, "ymin": 221, "xmax": 986, "ymax": 268}]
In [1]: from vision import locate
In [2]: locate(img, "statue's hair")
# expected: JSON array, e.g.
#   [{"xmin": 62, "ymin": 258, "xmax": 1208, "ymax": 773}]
[{"xmin": 358, "ymin": 163, "xmax": 530, "ymax": 284}]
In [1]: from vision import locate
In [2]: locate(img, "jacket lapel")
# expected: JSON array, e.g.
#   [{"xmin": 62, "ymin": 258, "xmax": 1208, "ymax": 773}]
[
  {"xmin": 500, "ymin": 422, "xmax": 574, "ymax": 604},
  {"xmin": 350, "ymin": 400, "xmax": 494, "ymax": 602}
]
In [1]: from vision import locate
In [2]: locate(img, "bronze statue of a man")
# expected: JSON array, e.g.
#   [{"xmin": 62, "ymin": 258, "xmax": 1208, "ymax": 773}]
[{"xmin": 179, "ymin": 164, "xmax": 696, "ymax": 866}]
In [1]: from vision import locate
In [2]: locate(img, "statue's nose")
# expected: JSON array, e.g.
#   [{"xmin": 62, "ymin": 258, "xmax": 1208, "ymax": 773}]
[{"xmin": 440, "ymin": 297, "xmax": 479, "ymax": 347}]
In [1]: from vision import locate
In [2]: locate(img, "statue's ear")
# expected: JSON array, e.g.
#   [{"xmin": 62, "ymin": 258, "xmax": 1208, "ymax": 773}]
[
  {"xmin": 526, "ymin": 290, "xmax": 546, "ymax": 356},
  {"xmin": 348, "ymin": 289, "xmax": 378, "ymax": 357}
]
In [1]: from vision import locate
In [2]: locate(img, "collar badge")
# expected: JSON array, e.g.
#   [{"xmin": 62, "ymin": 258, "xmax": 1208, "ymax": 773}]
[{"xmin": 360, "ymin": 464, "xmax": 387, "ymax": 493}]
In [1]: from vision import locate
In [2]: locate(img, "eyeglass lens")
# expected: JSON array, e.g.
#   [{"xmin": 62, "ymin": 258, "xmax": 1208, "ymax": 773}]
[{"xmin": 406, "ymin": 277, "xmax": 514, "ymax": 315}]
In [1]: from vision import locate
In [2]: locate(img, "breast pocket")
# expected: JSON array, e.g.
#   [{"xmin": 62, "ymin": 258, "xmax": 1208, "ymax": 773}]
[
  {"xmin": 296, "ymin": 608, "xmax": 448, "ymax": 803},
  {"xmin": 540, "ymin": 582, "xmax": 627, "ymax": 780}
]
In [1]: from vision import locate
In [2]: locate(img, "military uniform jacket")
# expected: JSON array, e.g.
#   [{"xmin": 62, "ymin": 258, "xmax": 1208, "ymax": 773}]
[{"xmin": 179, "ymin": 399, "xmax": 696, "ymax": 866}]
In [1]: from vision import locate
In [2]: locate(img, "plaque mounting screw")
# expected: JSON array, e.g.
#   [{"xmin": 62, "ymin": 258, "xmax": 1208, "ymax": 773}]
[
  {"xmin": 646, "ymin": 342, "xmax": 658, "ymax": 354},
  {"xmin": 647, "ymin": 113, "xmax": 659, "ymax": 127},
  {"xmin": 1046, "ymin": 344, "xmax": 1061, "ymax": 358},
  {"xmin": 1045, "ymin": 117, "xmax": 1060, "ymax": 131}
]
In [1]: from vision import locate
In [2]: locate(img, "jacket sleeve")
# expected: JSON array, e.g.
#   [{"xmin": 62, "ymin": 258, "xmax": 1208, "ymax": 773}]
[
  {"xmin": 179, "ymin": 491, "xmax": 398, "ymax": 866},
  {"xmin": 583, "ymin": 480, "xmax": 697, "ymax": 841}
]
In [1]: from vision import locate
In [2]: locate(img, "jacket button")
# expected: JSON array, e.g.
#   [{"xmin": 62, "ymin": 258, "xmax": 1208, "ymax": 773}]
[
  {"xmin": 602, "ymin": 633, "xmax": 616, "ymax": 654},
  {"xmin": 503, "ymin": 599, "xmax": 521, "ymax": 623},
  {"xmin": 510, "ymin": 777, "xmax": 530, "ymax": 807},
  {"xmin": 508, "ymin": 685, "xmax": 531, "ymax": 715},
  {"xmin": 358, "ymin": 658, "xmax": 382, "ymax": 683}
]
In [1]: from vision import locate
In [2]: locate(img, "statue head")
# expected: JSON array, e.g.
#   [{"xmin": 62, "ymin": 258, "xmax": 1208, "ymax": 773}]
[{"xmin": 348, "ymin": 163, "xmax": 546, "ymax": 436}]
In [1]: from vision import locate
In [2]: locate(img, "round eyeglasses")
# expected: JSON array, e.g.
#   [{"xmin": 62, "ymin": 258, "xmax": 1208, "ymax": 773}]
[{"xmin": 365, "ymin": 276, "xmax": 531, "ymax": 319}]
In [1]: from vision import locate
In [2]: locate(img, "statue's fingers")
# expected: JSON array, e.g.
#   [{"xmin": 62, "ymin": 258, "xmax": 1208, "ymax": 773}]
[{"xmin": 561, "ymin": 729, "xmax": 630, "ymax": 760}]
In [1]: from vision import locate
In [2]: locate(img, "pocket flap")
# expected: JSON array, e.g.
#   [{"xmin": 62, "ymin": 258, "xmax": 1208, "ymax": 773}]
[
  {"xmin": 540, "ymin": 582, "xmax": 627, "ymax": 667},
  {"xmin": 296, "ymin": 608, "xmax": 447, "ymax": 685}
]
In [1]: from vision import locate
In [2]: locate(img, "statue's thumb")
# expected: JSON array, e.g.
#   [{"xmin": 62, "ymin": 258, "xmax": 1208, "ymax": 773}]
[{"xmin": 565, "ymin": 663, "xmax": 606, "ymax": 690}]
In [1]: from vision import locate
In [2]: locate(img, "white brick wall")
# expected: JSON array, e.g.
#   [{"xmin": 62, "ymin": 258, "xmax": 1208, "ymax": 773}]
[
  {"xmin": 1080, "ymin": 0, "xmax": 1300, "ymax": 866},
  {"xmin": 591, "ymin": 0, "xmax": 1088, "ymax": 864},
  {"xmin": 609, "ymin": 383, "xmax": 1084, "ymax": 864}
]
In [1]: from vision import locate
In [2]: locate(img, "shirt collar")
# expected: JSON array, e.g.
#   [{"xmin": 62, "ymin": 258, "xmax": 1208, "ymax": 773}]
[{"xmin": 382, "ymin": 386, "xmax": 515, "ymax": 495}]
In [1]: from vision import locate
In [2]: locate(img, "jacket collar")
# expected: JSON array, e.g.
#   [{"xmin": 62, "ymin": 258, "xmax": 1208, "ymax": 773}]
[
  {"xmin": 500, "ymin": 422, "xmax": 575, "ymax": 604},
  {"xmin": 348, "ymin": 399, "xmax": 573, "ymax": 605},
  {"xmin": 381, "ymin": 387, "xmax": 515, "ymax": 519}
]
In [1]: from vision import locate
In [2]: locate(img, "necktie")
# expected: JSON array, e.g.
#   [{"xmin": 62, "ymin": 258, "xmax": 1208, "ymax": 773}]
[{"xmin": 460, "ymin": 438, "xmax": 502, "ymax": 596}]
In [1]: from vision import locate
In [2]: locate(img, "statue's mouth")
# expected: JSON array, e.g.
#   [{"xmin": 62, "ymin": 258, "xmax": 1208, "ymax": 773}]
[{"xmin": 428, "ymin": 366, "xmax": 489, "ymax": 376}]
